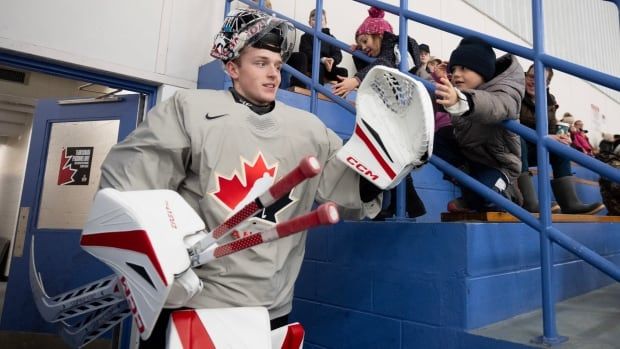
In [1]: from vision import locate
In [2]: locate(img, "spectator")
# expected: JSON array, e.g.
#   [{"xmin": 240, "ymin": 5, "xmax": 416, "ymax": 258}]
[
  {"xmin": 596, "ymin": 134, "xmax": 620, "ymax": 215},
  {"xmin": 415, "ymin": 43, "xmax": 433, "ymax": 80},
  {"xmin": 427, "ymin": 57, "xmax": 442, "ymax": 74},
  {"xmin": 571, "ymin": 119, "xmax": 594, "ymax": 156},
  {"xmin": 332, "ymin": 6, "xmax": 421, "ymax": 97},
  {"xmin": 289, "ymin": 8, "xmax": 348, "ymax": 87},
  {"xmin": 432, "ymin": 36, "xmax": 524, "ymax": 212},
  {"xmin": 560, "ymin": 111, "xmax": 575, "ymax": 125},
  {"xmin": 331, "ymin": 6, "xmax": 425, "ymax": 219},
  {"xmin": 599, "ymin": 133, "xmax": 620, "ymax": 154},
  {"xmin": 517, "ymin": 65, "xmax": 604, "ymax": 214},
  {"xmin": 429, "ymin": 57, "xmax": 453, "ymax": 133}
]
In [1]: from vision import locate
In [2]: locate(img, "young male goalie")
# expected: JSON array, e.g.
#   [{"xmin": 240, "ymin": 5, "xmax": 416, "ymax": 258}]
[{"xmin": 100, "ymin": 8, "xmax": 428, "ymax": 347}]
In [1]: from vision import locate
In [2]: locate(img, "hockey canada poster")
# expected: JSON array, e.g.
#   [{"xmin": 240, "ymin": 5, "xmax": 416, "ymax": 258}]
[{"xmin": 57, "ymin": 146, "xmax": 94, "ymax": 185}]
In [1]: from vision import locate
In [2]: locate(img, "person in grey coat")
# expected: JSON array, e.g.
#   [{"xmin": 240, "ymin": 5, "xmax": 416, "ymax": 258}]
[{"xmin": 433, "ymin": 36, "xmax": 525, "ymax": 212}]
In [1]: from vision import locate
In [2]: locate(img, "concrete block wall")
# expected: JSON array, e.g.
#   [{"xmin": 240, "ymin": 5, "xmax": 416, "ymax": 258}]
[{"xmin": 291, "ymin": 221, "xmax": 619, "ymax": 348}]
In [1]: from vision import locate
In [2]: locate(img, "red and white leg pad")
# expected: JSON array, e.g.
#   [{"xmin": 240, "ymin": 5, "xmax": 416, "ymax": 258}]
[{"xmin": 166, "ymin": 308, "xmax": 304, "ymax": 349}]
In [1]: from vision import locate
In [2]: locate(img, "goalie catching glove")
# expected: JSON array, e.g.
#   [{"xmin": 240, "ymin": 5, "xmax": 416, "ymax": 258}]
[{"xmin": 337, "ymin": 66, "xmax": 435, "ymax": 189}]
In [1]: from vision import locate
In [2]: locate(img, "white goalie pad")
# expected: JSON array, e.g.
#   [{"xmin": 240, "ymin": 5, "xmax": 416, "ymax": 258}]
[
  {"xmin": 167, "ymin": 308, "xmax": 271, "ymax": 349},
  {"xmin": 337, "ymin": 66, "xmax": 435, "ymax": 189},
  {"xmin": 80, "ymin": 188, "xmax": 205, "ymax": 340},
  {"xmin": 166, "ymin": 308, "xmax": 304, "ymax": 349}
]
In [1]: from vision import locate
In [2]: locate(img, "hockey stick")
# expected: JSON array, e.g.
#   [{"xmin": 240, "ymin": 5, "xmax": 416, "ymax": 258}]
[
  {"xmin": 188, "ymin": 155, "xmax": 321, "ymax": 264},
  {"xmin": 193, "ymin": 202, "xmax": 339, "ymax": 265},
  {"xmin": 29, "ymin": 238, "xmax": 125, "ymax": 323}
]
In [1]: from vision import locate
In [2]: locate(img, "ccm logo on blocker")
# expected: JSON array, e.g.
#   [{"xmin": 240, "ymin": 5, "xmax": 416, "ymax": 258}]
[{"xmin": 346, "ymin": 156, "xmax": 379, "ymax": 181}]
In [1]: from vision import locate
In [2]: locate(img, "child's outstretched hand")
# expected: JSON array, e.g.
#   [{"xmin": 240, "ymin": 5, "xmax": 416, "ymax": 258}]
[
  {"xmin": 435, "ymin": 77, "xmax": 458, "ymax": 108},
  {"xmin": 333, "ymin": 76, "xmax": 359, "ymax": 97}
]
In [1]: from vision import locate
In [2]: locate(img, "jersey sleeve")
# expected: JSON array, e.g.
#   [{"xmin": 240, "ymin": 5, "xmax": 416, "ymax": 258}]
[
  {"xmin": 315, "ymin": 128, "xmax": 382, "ymax": 219},
  {"xmin": 100, "ymin": 92, "xmax": 191, "ymax": 191}
]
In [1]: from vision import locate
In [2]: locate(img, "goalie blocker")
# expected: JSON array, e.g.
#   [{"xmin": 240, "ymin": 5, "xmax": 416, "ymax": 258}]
[{"xmin": 337, "ymin": 66, "xmax": 435, "ymax": 189}]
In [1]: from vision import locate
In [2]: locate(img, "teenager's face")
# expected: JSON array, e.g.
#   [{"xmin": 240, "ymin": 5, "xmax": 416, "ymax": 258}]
[
  {"xmin": 356, "ymin": 34, "xmax": 382, "ymax": 57},
  {"xmin": 309, "ymin": 13, "xmax": 326, "ymax": 28},
  {"xmin": 227, "ymin": 46, "xmax": 282, "ymax": 105},
  {"xmin": 420, "ymin": 51, "xmax": 430, "ymax": 64},
  {"xmin": 450, "ymin": 65, "xmax": 484, "ymax": 89}
]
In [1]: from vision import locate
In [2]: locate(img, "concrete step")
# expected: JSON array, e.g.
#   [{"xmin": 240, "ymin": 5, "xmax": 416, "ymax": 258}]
[{"xmin": 471, "ymin": 283, "xmax": 620, "ymax": 349}]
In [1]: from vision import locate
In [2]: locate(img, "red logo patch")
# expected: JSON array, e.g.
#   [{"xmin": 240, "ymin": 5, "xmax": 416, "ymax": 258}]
[{"xmin": 213, "ymin": 154, "xmax": 277, "ymax": 211}]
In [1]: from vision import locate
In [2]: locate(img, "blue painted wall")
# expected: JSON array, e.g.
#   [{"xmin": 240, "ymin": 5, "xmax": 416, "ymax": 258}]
[{"xmin": 291, "ymin": 221, "xmax": 618, "ymax": 348}]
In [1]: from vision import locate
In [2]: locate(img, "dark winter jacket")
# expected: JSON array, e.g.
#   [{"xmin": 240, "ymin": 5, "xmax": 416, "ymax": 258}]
[
  {"xmin": 353, "ymin": 31, "xmax": 421, "ymax": 81},
  {"xmin": 299, "ymin": 28, "xmax": 343, "ymax": 71},
  {"xmin": 520, "ymin": 89, "xmax": 558, "ymax": 135},
  {"xmin": 450, "ymin": 54, "xmax": 525, "ymax": 181}
]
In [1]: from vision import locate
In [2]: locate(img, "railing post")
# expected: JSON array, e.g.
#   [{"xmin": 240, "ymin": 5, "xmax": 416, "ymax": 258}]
[
  {"xmin": 395, "ymin": 0, "xmax": 409, "ymax": 219},
  {"xmin": 224, "ymin": 0, "xmax": 232, "ymax": 16},
  {"xmin": 531, "ymin": 0, "xmax": 567, "ymax": 345},
  {"xmin": 309, "ymin": 0, "xmax": 324, "ymax": 114}
]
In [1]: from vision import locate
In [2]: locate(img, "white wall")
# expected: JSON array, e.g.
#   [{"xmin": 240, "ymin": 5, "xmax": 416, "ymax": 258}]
[
  {"xmin": 2, "ymin": 0, "xmax": 617, "ymax": 136},
  {"xmin": 0, "ymin": 0, "xmax": 221, "ymax": 88}
]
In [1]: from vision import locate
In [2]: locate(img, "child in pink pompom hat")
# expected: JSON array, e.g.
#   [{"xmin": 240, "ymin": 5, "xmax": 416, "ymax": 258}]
[
  {"xmin": 332, "ymin": 6, "xmax": 422, "ymax": 98},
  {"xmin": 355, "ymin": 6, "xmax": 394, "ymax": 36},
  {"xmin": 333, "ymin": 8, "xmax": 426, "ymax": 220}
]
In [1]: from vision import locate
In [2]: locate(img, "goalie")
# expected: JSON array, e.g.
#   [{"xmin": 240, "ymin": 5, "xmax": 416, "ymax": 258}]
[{"xmin": 99, "ymin": 8, "xmax": 433, "ymax": 347}]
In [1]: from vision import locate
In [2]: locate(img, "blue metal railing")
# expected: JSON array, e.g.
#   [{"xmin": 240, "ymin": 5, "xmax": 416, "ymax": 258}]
[{"xmin": 227, "ymin": 0, "xmax": 620, "ymax": 345}]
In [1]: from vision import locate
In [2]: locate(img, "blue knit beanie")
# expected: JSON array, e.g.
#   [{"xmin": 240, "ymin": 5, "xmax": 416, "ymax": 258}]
[{"xmin": 448, "ymin": 36, "xmax": 496, "ymax": 82}]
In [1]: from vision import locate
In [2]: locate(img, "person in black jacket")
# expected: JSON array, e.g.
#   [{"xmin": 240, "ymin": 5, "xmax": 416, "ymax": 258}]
[
  {"xmin": 296, "ymin": 9, "xmax": 348, "ymax": 85},
  {"xmin": 332, "ymin": 6, "xmax": 421, "ymax": 97}
]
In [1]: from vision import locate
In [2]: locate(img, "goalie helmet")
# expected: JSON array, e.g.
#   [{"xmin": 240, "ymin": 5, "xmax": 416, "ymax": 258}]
[
  {"xmin": 211, "ymin": 8, "xmax": 296, "ymax": 63},
  {"xmin": 337, "ymin": 66, "xmax": 435, "ymax": 189}
]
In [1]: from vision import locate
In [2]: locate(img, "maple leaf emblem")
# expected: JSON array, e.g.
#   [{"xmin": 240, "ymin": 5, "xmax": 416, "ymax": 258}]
[
  {"xmin": 57, "ymin": 147, "xmax": 77, "ymax": 185},
  {"xmin": 212, "ymin": 154, "xmax": 278, "ymax": 211}
]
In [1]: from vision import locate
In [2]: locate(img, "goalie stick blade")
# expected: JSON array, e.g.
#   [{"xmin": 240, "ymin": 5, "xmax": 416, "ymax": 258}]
[
  {"xmin": 60, "ymin": 301, "xmax": 131, "ymax": 349},
  {"xmin": 29, "ymin": 237, "xmax": 124, "ymax": 322}
]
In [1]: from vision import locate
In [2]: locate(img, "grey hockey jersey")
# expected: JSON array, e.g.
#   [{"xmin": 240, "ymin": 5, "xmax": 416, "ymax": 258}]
[{"xmin": 100, "ymin": 89, "xmax": 381, "ymax": 319}]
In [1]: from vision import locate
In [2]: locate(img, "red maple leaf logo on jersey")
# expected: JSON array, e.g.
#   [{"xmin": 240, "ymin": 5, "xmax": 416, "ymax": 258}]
[{"xmin": 213, "ymin": 154, "xmax": 278, "ymax": 211}]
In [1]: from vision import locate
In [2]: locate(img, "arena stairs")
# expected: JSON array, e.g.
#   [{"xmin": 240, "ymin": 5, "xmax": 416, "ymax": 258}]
[{"xmin": 199, "ymin": 61, "xmax": 620, "ymax": 348}]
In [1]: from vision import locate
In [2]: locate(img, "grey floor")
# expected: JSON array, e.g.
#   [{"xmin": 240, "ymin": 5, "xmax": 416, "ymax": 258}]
[
  {"xmin": 0, "ymin": 281, "xmax": 113, "ymax": 348},
  {"xmin": 472, "ymin": 283, "xmax": 620, "ymax": 349}
]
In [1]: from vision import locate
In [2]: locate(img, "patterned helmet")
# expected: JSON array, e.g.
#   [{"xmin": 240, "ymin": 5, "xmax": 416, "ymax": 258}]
[{"xmin": 210, "ymin": 9, "xmax": 296, "ymax": 63}]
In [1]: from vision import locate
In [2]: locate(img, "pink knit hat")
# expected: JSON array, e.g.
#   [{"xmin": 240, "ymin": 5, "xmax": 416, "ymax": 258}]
[{"xmin": 355, "ymin": 7, "xmax": 393, "ymax": 37}]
